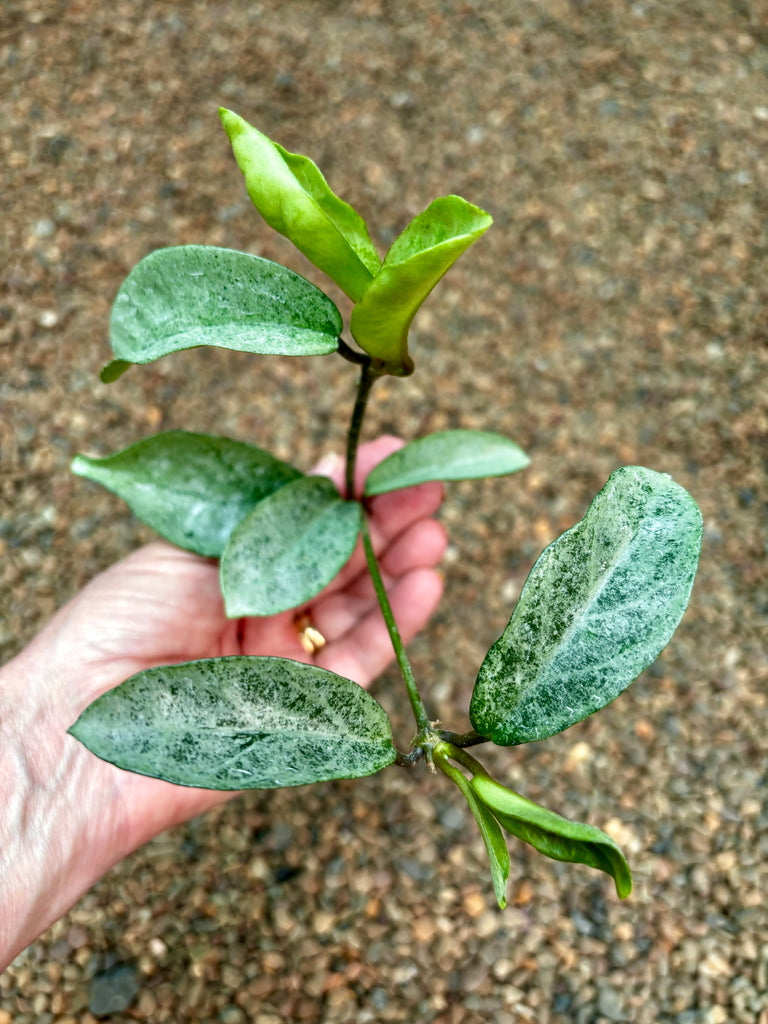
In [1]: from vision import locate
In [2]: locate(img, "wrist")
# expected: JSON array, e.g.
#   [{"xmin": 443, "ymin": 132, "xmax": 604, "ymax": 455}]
[{"xmin": 0, "ymin": 646, "xmax": 127, "ymax": 970}]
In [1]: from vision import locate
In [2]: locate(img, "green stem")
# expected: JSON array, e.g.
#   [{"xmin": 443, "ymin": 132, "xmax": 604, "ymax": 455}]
[
  {"xmin": 342, "ymin": 353, "xmax": 430, "ymax": 741},
  {"xmin": 438, "ymin": 743, "xmax": 490, "ymax": 779},
  {"xmin": 437, "ymin": 729, "xmax": 489, "ymax": 749},
  {"xmin": 345, "ymin": 360, "xmax": 378, "ymax": 499},
  {"xmin": 361, "ymin": 514, "xmax": 431, "ymax": 732},
  {"xmin": 336, "ymin": 337, "xmax": 370, "ymax": 366},
  {"xmin": 395, "ymin": 747, "xmax": 425, "ymax": 767}
]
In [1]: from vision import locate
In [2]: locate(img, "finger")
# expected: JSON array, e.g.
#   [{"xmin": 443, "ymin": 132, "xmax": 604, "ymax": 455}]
[
  {"xmin": 238, "ymin": 609, "xmax": 311, "ymax": 660},
  {"xmin": 378, "ymin": 517, "xmax": 448, "ymax": 577},
  {"xmin": 309, "ymin": 516, "xmax": 447, "ymax": 637},
  {"xmin": 310, "ymin": 590, "xmax": 375, "ymax": 640},
  {"xmin": 313, "ymin": 434, "xmax": 409, "ymax": 497},
  {"xmin": 311, "ymin": 433, "xmax": 444, "ymax": 534},
  {"xmin": 351, "ymin": 435, "xmax": 406, "ymax": 497},
  {"xmin": 367, "ymin": 479, "xmax": 445, "ymax": 546},
  {"xmin": 311, "ymin": 435, "xmax": 406, "ymax": 498},
  {"xmin": 310, "ymin": 479, "xmax": 445, "ymax": 607},
  {"xmin": 316, "ymin": 567, "xmax": 444, "ymax": 688}
]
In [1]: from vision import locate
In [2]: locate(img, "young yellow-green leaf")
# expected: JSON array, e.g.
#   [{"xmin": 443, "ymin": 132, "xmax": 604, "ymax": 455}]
[
  {"xmin": 104, "ymin": 245, "xmax": 341, "ymax": 378},
  {"xmin": 220, "ymin": 108, "xmax": 380, "ymax": 301},
  {"xmin": 433, "ymin": 744, "xmax": 510, "ymax": 908},
  {"xmin": 349, "ymin": 196, "xmax": 492, "ymax": 375},
  {"xmin": 71, "ymin": 432, "xmax": 302, "ymax": 557},
  {"xmin": 68, "ymin": 656, "xmax": 397, "ymax": 789},
  {"xmin": 221, "ymin": 476, "xmax": 362, "ymax": 617},
  {"xmin": 470, "ymin": 772, "xmax": 632, "ymax": 899},
  {"xmin": 364, "ymin": 430, "xmax": 529, "ymax": 496},
  {"xmin": 470, "ymin": 466, "xmax": 702, "ymax": 746}
]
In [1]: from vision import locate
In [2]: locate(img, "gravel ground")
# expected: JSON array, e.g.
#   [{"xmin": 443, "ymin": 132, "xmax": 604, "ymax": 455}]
[{"xmin": 2, "ymin": 1, "xmax": 767, "ymax": 1021}]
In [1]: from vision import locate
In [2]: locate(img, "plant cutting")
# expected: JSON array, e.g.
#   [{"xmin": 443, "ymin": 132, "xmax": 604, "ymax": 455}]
[{"xmin": 69, "ymin": 109, "xmax": 703, "ymax": 907}]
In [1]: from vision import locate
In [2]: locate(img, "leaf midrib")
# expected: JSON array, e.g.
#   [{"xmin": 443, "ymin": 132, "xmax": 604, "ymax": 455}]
[
  {"xmin": 91, "ymin": 721, "xmax": 389, "ymax": 746},
  {"xmin": 510, "ymin": 513, "xmax": 638, "ymax": 689}
]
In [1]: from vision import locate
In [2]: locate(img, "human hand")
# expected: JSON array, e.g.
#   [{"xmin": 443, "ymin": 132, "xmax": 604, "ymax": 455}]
[{"xmin": 0, "ymin": 436, "xmax": 446, "ymax": 968}]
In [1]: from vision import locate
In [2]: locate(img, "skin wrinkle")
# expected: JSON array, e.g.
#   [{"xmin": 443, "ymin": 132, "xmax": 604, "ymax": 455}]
[
  {"xmin": 0, "ymin": 698, "xmax": 32, "ymax": 956},
  {"xmin": 0, "ymin": 654, "xmax": 121, "ymax": 961}
]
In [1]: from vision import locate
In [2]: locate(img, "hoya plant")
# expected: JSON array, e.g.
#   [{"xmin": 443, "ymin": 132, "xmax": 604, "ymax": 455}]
[{"xmin": 69, "ymin": 109, "xmax": 703, "ymax": 906}]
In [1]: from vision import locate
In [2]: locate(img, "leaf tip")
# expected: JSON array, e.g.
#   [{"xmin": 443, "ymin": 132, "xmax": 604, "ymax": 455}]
[
  {"xmin": 100, "ymin": 359, "xmax": 132, "ymax": 383},
  {"xmin": 66, "ymin": 718, "xmax": 84, "ymax": 743},
  {"xmin": 615, "ymin": 864, "xmax": 633, "ymax": 900},
  {"xmin": 218, "ymin": 106, "xmax": 241, "ymax": 138},
  {"xmin": 70, "ymin": 453, "xmax": 91, "ymax": 477}
]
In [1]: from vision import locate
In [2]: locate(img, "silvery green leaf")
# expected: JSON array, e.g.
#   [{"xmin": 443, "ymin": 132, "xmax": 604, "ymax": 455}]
[
  {"xmin": 69, "ymin": 656, "xmax": 397, "ymax": 789},
  {"xmin": 364, "ymin": 430, "xmax": 529, "ymax": 496},
  {"xmin": 72, "ymin": 431, "xmax": 301, "ymax": 557},
  {"xmin": 470, "ymin": 466, "xmax": 702, "ymax": 745},
  {"xmin": 104, "ymin": 245, "xmax": 341, "ymax": 378},
  {"xmin": 221, "ymin": 476, "xmax": 362, "ymax": 616}
]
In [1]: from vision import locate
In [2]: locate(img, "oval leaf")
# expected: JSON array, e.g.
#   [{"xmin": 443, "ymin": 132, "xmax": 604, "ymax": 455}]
[
  {"xmin": 221, "ymin": 476, "xmax": 362, "ymax": 616},
  {"xmin": 470, "ymin": 466, "xmax": 703, "ymax": 746},
  {"xmin": 470, "ymin": 773, "xmax": 632, "ymax": 899},
  {"xmin": 220, "ymin": 108, "xmax": 380, "ymax": 301},
  {"xmin": 350, "ymin": 196, "xmax": 492, "ymax": 375},
  {"xmin": 107, "ymin": 245, "xmax": 341, "ymax": 373},
  {"xmin": 68, "ymin": 656, "xmax": 396, "ymax": 789},
  {"xmin": 72, "ymin": 431, "xmax": 302, "ymax": 557},
  {"xmin": 364, "ymin": 430, "xmax": 529, "ymax": 496},
  {"xmin": 433, "ymin": 744, "xmax": 510, "ymax": 908}
]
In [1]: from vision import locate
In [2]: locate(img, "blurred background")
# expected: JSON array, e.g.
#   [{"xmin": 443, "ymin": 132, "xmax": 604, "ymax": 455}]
[{"xmin": 1, "ymin": 1, "xmax": 766, "ymax": 1021}]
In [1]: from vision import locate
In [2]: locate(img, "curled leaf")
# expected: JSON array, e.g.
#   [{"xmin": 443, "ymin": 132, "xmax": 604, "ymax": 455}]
[
  {"xmin": 470, "ymin": 771, "xmax": 632, "ymax": 899},
  {"xmin": 350, "ymin": 196, "xmax": 492, "ymax": 375},
  {"xmin": 433, "ymin": 744, "xmax": 510, "ymax": 908},
  {"xmin": 436, "ymin": 744, "xmax": 631, "ymax": 900},
  {"xmin": 106, "ymin": 245, "xmax": 341, "ymax": 375},
  {"xmin": 220, "ymin": 108, "xmax": 380, "ymax": 301}
]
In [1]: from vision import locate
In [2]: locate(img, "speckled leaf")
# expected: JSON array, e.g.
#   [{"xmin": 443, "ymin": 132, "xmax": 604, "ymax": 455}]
[
  {"xmin": 220, "ymin": 108, "xmax": 380, "ymax": 302},
  {"xmin": 103, "ymin": 245, "xmax": 341, "ymax": 379},
  {"xmin": 470, "ymin": 466, "xmax": 702, "ymax": 745},
  {"xmin": 433, "ymin": 744, "xmax": 510, "ymax": 908},
  {"xmin": 470, "ymin": 773, "xmax": 632, "ymax": 899},
  {"xmin": 350, "ymin": 196, "xmax": 492, "ymax": 375},
  {"xmin": 68, "ymin": 656, "xmax": 397, "ymax": 789},
  {"xmin": 71, "ymin": 431, "xmax": 302, "ymax": 557},
  {"xmin": 364, "ymin": 430, "xmax": 529, "ymax": 496},
  {"xmin": 221, "ymin": 476, "xmax": 362, "ymax": 616}
]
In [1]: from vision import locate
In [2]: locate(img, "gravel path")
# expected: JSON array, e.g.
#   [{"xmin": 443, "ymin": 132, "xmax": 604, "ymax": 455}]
[{"xmin": 2, "ymin": 2, "xmax": 767, "ymax": 1021}]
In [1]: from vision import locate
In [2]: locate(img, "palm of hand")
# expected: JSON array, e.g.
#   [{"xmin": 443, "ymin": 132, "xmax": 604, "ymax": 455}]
[{"xmin": 66, "ymin": 437, "xmax": 445, "ymax": 693}]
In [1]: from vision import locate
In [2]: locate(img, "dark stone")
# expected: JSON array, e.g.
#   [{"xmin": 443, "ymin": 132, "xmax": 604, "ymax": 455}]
[
  {"xmin": 395, "ymin": 857, "xmax": 435, "ymax": 882},
  {"xmin": 41, "ymin": 135, "xmax": 72, "ymax": 165},
  {"xmin": 88, "ymin": 962, "xmax": 140, "ymax": 1016},
  {"xmin": 553, "ymin": 992, "xmax": 573, "ymax": 1013},
  {"xmin": 274, "ymin": 864, "xmax": 302, "ymax": 883}
]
